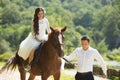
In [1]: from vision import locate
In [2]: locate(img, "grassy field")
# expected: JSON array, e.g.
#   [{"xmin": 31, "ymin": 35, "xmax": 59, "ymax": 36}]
[
  {"xmin": 49, "ymin": 73, "xmax": 74, "ymax": 80},
  {"xmin": 60, "ymin": 73, "xmax": 74, "ymax": 80},
  {"xmin": 0, "ymin": 62, "xmax": 5, "ymax": 66}
]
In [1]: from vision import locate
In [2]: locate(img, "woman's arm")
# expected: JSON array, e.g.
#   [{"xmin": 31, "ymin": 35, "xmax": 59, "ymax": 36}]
[{"xmin": 46, "ymin": 18, "xmax": 51, "ymax": 33}]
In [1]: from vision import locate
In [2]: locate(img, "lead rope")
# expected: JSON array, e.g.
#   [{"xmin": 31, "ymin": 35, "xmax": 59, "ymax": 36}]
[{"xmin": 62, "ymin": 57, "xmax": 74, "ymax": 65}]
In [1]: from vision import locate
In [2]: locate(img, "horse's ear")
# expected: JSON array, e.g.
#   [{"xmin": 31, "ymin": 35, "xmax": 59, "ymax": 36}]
[
  {"xmin": 50, "ymin": 27, "xmax": 54, "ymax": 32},
  {"xmin": 61, "ymin": 26, "xmax": 67, "ymax": 32}
]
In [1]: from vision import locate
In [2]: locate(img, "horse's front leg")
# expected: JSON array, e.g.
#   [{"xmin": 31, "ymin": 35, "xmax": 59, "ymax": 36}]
[
  {"xmin": 53, "ymin": 70, "xmax": 60, "ymax": 80},
  {"xmin": 41, "ymin": 73, "xmax": 50, "ymax": 80},
  {"xmin": 28, "ymin": 73, "xmax": 35, "ymax": 80},
  {"xmin": 18, "ymin": 66, "xmax": 26, "ymax": 80}
]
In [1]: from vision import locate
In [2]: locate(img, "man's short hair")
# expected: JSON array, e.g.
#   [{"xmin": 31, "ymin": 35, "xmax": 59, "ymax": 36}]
[{"xmin": 81, "ymin": 36, "xmax": 90, "ymax": 42}]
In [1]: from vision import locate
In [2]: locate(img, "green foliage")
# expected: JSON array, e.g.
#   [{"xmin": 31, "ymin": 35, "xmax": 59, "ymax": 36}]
[
  {"xmin": 96, "ymin": 40, "xmax": 108, "ymax": 54},
  {"xmin": 0, "ymin": 39, "xmax": 11, "ymax": 54},
  {"xmin": 1, "ymin": 3, "xmax": 21, "ymax": 26},
  {"xmin": 0, "ymin": 51, "xmax": 13, "ymax": 62},
  {"xmin": 0, "ymin": 0, "xmax": 120, "ymax": 62},
  {"xmin": 110, "ymin": 76, "xmax": 119, "ymax": 80},
  {"xmin": 0, "ymin": 25, "xmax": 30, "ymax": 51},
  {"xmin": 106, "ymin": 48, "xmax": 120, "ymax": 61}
]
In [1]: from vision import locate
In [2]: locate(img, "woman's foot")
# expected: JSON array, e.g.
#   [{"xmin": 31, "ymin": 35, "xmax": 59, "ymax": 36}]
[{"xmin": 24, "ymin": 64, "xmax": 31, "ymax": 71}]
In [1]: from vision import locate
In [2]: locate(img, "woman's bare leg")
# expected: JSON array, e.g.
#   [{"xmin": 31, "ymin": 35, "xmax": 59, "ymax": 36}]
[{"xmin": 29, "ymin": 49, "xmax": 35, "ymax": 64}]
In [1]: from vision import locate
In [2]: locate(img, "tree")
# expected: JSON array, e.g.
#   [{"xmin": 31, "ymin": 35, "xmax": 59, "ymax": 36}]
[
  {"xmin": 0, "ymin": 39, "xmax": 11, "ymax": 54},
  {"xmin": 103, "ymin": 7, "xmax": 120, "ymax": 50},
  {"xmin": 1, "ymin": 4, "xmax": 21, "ymax": 26}
]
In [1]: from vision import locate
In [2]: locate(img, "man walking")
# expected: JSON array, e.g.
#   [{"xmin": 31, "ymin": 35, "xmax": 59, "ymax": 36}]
[{"xmin": 64, "ymin": 36, "xmax": 107, "ymax": 80}]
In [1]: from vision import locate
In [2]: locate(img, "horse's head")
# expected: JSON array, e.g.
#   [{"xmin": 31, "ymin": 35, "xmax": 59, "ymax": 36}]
[{"xmin": 49, "ymin": 26, "xmax": 67, "ymax": 57}]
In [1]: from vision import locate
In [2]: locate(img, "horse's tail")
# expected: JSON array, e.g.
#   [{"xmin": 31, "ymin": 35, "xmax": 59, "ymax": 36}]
[{"xmin": 0, "ymin": 51, "xmax": 19, "ymax": 73}]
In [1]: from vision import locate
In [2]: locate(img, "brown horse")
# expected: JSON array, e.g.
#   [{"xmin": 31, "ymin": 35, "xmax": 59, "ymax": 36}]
[{"xmin": 0, "ymin": 26, "xmax": 67, "ymax": 80}]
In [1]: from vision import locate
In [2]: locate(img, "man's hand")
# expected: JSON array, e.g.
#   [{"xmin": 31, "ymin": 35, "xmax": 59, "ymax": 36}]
[{"xmin": 102, "ymin": 74, "xmax": 107, "ymax": 78}]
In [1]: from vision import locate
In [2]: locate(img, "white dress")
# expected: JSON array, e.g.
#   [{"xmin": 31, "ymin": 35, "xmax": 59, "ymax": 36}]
[{"xmin": 18, "ymin": 18, "xmax": 51, "ymax": 60}]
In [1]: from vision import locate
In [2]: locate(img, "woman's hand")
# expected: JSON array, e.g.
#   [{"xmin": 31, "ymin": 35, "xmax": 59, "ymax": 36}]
[
  {"xmin": 34, "ymin": 36, "xmax": 41, "ymax": 42},
  {"xmin": 34, "ymin": 36, "xmax": 46, "ymax": 43}
]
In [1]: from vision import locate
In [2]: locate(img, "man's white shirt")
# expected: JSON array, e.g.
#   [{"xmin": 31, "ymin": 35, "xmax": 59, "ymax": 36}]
[{"xmin": 64, "ymin": 46, "xmax": 107, "ymax": 75}]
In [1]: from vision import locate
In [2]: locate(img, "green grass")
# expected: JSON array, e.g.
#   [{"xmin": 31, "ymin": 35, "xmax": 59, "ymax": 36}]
[
  {"xmin": 0, "ymin": 51, "xmax": 13, "ymax": 62},
  {"xmin": 49, "ymin": 73, "xmax": 74, "ymax": 80},
  {"xmin": 0, "ymin": 51, "xmax": 13, "ymax": 66},
  {"xmin": 0, "ymin": 61, "xmax": 5, "ymax": 66},
  {"xmin": 60, "ymin": 73, "xmax": 74, "ymax": 80}
]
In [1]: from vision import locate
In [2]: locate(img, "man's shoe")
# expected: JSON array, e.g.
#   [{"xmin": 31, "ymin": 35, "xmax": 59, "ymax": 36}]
[{"xmin": 24, "ymin": 64, "xmax": 31, "ymax": 72}]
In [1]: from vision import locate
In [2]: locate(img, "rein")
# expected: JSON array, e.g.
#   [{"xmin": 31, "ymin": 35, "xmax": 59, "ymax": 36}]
[{"xmin": 62, "ymin": 57, "xmax": 73, "ymax": 65}]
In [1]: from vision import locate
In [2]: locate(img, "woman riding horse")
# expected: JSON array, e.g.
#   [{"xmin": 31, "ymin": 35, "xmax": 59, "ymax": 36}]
[
  {"xmin": 18, "ymin": 7, "xmax": 51, "ymax": 71},
  {"xmin": 0, "ymin": 26, "xmax": 67, "ymax": 80}
]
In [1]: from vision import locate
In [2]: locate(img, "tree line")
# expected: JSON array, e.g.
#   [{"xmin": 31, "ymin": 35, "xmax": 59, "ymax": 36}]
[{"xmin": 0, "ymin": 0, "xmax": 120, "ymax": 61}]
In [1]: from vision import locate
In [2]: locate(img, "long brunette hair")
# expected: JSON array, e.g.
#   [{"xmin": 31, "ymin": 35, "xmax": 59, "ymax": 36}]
[{"xmin": 33, "ymin": 7, "xmax": 45, "ymax": 35}]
